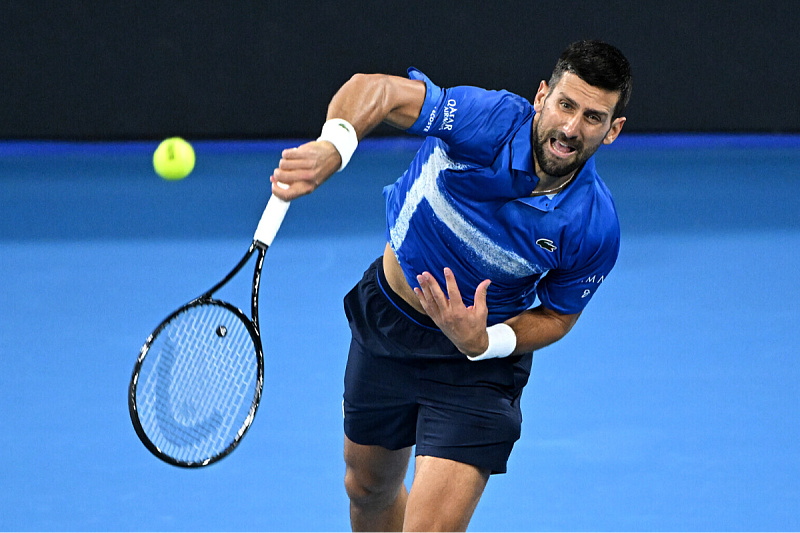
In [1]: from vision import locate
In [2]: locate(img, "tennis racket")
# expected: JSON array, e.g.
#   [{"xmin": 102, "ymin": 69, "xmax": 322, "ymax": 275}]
[{"xmin": 129, "ymin": 191, "xmax": 290, "ymax": 468}]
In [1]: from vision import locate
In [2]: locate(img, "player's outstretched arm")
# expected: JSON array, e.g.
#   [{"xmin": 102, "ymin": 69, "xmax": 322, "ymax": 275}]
[
  {"xmin": 271, "ymin": 74, "xmax": 426, "ymax": 201},
  {"xmin": 326, "ymin": 73, "xmax": 427, "ymax": 137}
]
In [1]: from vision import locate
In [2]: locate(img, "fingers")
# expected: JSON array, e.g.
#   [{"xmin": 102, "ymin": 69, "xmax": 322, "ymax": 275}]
[
  {"xmin": 443, "ymin": 268, "xmax": 463, "ymax": 306},
  {"xmin": 413, "ymin": 269, "xmax": 493, "ymax": 357},
  {"xmin": 271, "ymin": 146, "xmax": 309, "ymax": 188},
  {"xmin": 414, "ymin": 271, "xmax": 448, "ymax": 316},
  {"xmin": 269, "ymin": 175, "xmax": 298, "ymax": 200},
  {"xmin": 414, "ymin": 269, "xmax": 491, "ymax": 312},
  {"xmin": 277, "ymin": 146, "xmax": 314, "ymax": 170},
  {"xmin": 270, "ymin": 141, "xmax": 339, "ymax": 200},
  {"xmin": 472, "ymin": 278, "xmax": 491, "ymax": 310}
]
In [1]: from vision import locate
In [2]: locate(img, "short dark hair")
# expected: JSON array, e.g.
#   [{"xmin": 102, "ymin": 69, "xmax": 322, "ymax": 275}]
[{"xmin": 549, "ymin": 40, "xmax": 633, "ymax": 120}]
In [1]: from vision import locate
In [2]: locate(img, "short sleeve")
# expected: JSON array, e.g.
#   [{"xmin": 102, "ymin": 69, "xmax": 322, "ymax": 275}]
[
  {"xmin": 404, "ymin": 68, "xmax": 532, "ymax": 166},
  {"xmin": 536, "ymin": 226, "xmax": 620, "ymax": 315}
]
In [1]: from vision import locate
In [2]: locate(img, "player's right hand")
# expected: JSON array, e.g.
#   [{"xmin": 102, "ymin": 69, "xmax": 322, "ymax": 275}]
[{"xmin": 270, "ymin": 141, "xmax": 342, "ymax": 201}]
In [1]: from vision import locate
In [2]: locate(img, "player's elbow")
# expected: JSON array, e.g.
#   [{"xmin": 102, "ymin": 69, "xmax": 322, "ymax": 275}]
[
  {"xmin": 348, "ymin": 73, "xmax": 394, "ymax": 110},
  {"xmin": 343, "ymin": 73, "xmax": 390, "ymax": 102}
]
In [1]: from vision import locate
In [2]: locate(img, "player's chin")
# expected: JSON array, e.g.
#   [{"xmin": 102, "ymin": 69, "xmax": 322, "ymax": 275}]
[{"xmin": 540, "ymin": 154, "xmax": 580, "ymax": 178}]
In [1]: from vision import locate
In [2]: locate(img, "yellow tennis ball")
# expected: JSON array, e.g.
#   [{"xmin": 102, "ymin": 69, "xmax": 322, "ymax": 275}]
[{"xmin": 153, "ymin": 137, "xmax": 195, "ymax": 180}]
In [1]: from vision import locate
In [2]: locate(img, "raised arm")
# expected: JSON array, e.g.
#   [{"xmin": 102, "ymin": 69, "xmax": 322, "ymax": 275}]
[
  {"xmin": 327, "ymin": 73, "xmax": 427, "ymax": 137},
  {"xmin": 270, "ymin": 74, "xmax": 426, "ymax": 200}
]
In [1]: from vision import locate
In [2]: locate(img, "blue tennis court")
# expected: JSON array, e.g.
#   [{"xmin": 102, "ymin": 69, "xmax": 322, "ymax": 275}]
[{"xmin": 1, "ymin": 135, "xmax": 798, "ymax": 531}]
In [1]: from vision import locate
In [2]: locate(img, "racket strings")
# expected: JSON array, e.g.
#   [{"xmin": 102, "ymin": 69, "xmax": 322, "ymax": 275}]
[{"xmin": 136, "ymin": 303, "xmax": 259, "ymax": 464}]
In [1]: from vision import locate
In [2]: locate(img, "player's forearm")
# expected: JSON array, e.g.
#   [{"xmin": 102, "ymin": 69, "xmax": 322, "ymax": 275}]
[
  {"xmin": 270, "ymin": 74, "xmax": 425, "ymax": 201},
  {"xmin": 505, "ymin": 306, "xmax": 580, "ymax": 355},
  {"xmin": 326, "ymin": 74, "xmax": 425, "ymax": 138}
]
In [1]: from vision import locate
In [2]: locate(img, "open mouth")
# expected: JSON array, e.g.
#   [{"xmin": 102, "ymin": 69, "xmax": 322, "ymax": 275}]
[{"xmin": 549, "ymin": 138, "xmax": 576, "ymax": 157}]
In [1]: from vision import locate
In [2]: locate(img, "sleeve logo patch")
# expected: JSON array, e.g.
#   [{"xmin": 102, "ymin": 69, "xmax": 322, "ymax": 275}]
[
  {"xmin": 536, "ymin": 238, "xmax": 557, "ymax": 252},
  {"xmin": 439, "ymin": 99, "xmax": 457, "ymax": 131},
  {"xmin": 423, "ymin": 107, "xmax": 438, "ymax": 132}
]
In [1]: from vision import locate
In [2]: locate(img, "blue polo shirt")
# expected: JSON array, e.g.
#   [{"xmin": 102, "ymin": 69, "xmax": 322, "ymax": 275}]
[{"xmin": 383, "ymin": 68, "xmax": 620, "ymax": 325}]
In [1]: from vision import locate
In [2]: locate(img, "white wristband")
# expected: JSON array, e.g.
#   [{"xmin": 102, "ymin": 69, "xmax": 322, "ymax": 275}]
[
  {"xmin": 317, "ymin": 118, "xmax": 358, "ymax": 171},
  {"xmin": 467, "ymin": 323, "xmax": 517, "ymax": 361}
]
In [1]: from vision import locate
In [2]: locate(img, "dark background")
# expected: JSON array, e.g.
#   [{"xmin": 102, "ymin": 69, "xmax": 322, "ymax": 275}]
[{"xmin": 2, "ymin": 0, "xmax": 798, "ymax": 139}]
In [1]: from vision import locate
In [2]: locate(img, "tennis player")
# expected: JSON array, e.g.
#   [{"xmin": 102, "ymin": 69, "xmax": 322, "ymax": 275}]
[{"xmin": 271, "ymin": 40, "xmax": 632, "ymax": 531}]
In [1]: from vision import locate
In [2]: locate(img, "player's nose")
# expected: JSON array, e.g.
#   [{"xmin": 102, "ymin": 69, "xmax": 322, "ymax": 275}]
[{"xmin": 561, "ymin": 114, "xmax": 581, "ymax": 139}]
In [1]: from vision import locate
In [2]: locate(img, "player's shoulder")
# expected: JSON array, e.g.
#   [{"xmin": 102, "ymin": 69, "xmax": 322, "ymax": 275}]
[
  {"xmin": 579, "ymin": 158, "xmax": 618, "ymax": 216},
  {"xmin": 561, "ymin": 165, "xmax": 620, "ymax": 252},
  {"xmin": 592, "ymin": 173, "xmax": 620, "ymax": 230},
  {"xmin": 410, "ymin": 67, "xmax": 532, "ymax": 124},
  {"xmin": 407, "ymin": 67, "xmax": 533, "ymax": 166}
]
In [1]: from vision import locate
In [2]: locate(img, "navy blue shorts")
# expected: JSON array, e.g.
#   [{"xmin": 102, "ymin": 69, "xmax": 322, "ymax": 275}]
[{"xmin": 342, "ymin": 257, "xmax": 533, "ymax": 474}]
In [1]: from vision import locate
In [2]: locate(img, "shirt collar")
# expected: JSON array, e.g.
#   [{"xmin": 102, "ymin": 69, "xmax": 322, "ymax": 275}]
[
  {"xmin": 516, "ymin": 156, "xmax": 597, "ymax": 212},
  {"xmin": 510, "ymin": 113, "xmax": 535, "ymax": 173}
]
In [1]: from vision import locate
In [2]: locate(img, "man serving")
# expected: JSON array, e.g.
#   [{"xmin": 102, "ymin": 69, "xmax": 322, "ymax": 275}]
[{"xmin": 271, "ymin": 40, "xmax": 632, "ymax": 532}]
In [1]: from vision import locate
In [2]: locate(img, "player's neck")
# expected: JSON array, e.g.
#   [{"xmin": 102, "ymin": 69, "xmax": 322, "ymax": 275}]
[{"xmin": 530, "ymin": 170, "xmax": 577, "ymax": 197}]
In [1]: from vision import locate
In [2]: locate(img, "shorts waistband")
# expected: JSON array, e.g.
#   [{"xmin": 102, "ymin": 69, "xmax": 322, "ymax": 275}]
[{"xmin": 376, "ymin": 257, "xmax": 440, "ymax": 331}]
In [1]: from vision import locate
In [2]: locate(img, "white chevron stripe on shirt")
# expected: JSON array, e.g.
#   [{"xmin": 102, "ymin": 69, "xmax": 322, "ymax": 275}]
[{"xmin": 389, "ymin": 145, "xmax": 543, "ymax": 278}]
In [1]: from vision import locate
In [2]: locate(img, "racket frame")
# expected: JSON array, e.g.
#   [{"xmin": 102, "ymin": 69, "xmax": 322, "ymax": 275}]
[{"xmin": 129, "ymin": 241, "xmax": 267, "ymax": 468}]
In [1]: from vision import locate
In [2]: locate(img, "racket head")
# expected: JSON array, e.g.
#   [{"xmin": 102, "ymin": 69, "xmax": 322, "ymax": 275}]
[{"xmin": 129, "ymin": 298, "xmax": 264, "ymax": 467}]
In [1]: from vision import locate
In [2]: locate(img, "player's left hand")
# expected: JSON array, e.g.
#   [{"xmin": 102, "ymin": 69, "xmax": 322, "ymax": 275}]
[{"xmin": 414, "ymin": 268, "xmax": 492, "ymax": 358}]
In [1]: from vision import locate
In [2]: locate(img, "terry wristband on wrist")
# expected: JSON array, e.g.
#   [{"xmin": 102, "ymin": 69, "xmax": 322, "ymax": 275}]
[
  {"xmin": 317, "ymin": 118, "xmax": 358, "ymax": 171},
  {"xmin": 467, "ymin": 323, "xmax": 517, "ymax": 361}
]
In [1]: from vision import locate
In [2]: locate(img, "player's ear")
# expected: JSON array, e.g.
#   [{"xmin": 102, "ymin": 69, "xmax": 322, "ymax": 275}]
[
  {"xmin": 533, "ymin": 81, "xmax": 549, "ymax": 113},
  {"xmin": 603, "ymin": 116, "xmax": 626, "ymax": 145}
]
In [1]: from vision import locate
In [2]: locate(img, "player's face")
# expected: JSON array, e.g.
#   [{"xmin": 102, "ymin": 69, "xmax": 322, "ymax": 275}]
[{"xmin": 532, "ymin": 72, "xmax": 626, "ymax": 179}]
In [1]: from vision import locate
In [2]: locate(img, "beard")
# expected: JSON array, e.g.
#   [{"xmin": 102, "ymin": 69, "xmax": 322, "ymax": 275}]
[{"xmin": 532, "ymin": 121, "xmax": 600, "ymax": 178}]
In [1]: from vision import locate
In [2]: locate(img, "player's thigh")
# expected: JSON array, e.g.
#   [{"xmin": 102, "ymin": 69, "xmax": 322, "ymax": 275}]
[
  {"xmin": 404, "ymin": 455, "xmax": 490, "ymax": 532},
  {"xmin": 344, "ymin": 436, "xmax": 412, "ymax": 498}
]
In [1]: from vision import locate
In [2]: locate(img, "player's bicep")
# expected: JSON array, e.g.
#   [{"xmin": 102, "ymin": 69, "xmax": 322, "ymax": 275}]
[
  {"xmin": 380, "ymin": 76, "xmax": 428, "ymax": 130},
  {"xmin": 326, "ymin": 73, "xmax": 426, "ymax": 138}
]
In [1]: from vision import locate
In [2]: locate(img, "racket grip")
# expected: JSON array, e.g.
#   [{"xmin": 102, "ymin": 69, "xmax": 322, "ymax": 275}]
[{"xmin": 254, "ymin": 193, "xmax": 290, "ymax": 246}]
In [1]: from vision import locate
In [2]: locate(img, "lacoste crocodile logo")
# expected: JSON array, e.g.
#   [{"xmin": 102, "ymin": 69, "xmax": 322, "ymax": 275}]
[{"xmin": 536, "ymin": 238, "xmax": 557, "ymax": 252}]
